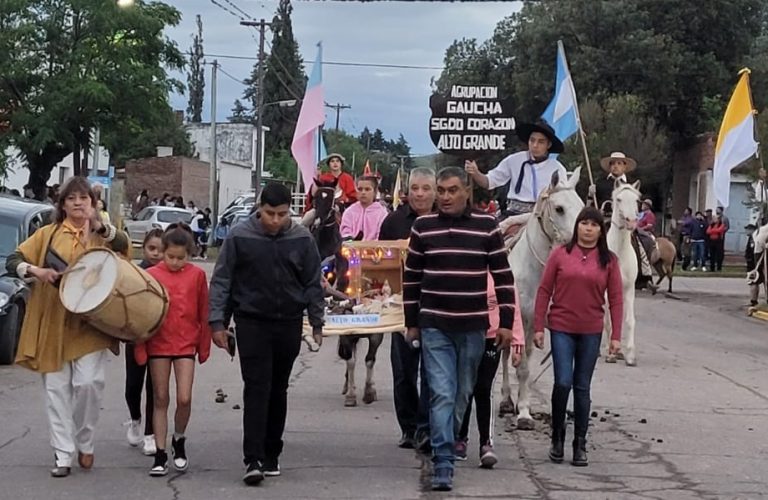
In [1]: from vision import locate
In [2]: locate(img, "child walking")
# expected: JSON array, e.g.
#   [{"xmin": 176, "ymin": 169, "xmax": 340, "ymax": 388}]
[
  {"xmin": 134, "ymin": 224, "xmax": 211, "ymax": 476},
  {"xmin": 124, "ymin": 229, "xmax": 163, "ymax": 455},
  {"xmin": 340, "ymin": 176, "xmax": 389, "ymax": 241},
  {"xmin": 455, "ymin": 274, "xmax": 524, "ymax": 468}
]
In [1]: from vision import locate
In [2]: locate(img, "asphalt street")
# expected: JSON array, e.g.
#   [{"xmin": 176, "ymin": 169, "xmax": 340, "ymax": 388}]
[{"xmin": 1, "ymin": 274, "xmax": 766, "ymax": 499}]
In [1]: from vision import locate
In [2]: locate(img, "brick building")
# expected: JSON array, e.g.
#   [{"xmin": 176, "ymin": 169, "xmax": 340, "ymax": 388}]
[{"xmin": 125, "ymin": 155, "xmax": 210, "ymax": 212}]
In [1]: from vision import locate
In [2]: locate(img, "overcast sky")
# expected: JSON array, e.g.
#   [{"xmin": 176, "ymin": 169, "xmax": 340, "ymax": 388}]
[{"xmin": 164, "ymin": 0, "xmax": 521, "ymax": 155}]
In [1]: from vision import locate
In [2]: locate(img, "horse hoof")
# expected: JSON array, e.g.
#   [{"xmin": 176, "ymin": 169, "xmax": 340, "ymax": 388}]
[
  {"xmin": 625, "ymin": 358, "xmax": 637, "ymax": 367},
  {"xmin": 605, "ymin": 354, "xmax": 617, "ymax": 363},
  {"xmin": 615, "ymin": 352, "xmax": 625, "ymax": 361},
  {"xmin": 344, "ymin": 395, "xmax": 357, "ymax": 407},
  {"xmin": 516, "ymin": 417, "xmax": 535, "ymax": 431},
  {"xmin": 498, "ymin": 398, "xmax": 516, "ymax": 416},
  {"xmin": 362, "ymin": 389, "xmax": 377, "ymax": 404}
]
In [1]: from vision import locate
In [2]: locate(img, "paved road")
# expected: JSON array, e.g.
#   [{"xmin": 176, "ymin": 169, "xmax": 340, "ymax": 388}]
[{"xmin": 1, "ymin": 274, "xmax": 766, "ymax": 499}]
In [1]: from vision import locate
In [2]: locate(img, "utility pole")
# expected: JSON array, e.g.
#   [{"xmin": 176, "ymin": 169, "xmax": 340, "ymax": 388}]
[
  {"xmin": 241, "ymin": 19, "xmax": 271, "ymax": 191},
  {"xmin": 325, "ymin": 102, "xmax": 351, "ymax": 131},
  {"xmin": 209, "ymin": 60, "xmax": 219, "ymax": 225}
]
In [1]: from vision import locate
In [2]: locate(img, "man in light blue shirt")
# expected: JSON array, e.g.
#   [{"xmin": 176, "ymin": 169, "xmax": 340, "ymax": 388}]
[{"xmin": 465, "ymin": 121, "xmax": 567, "ymax": 215}]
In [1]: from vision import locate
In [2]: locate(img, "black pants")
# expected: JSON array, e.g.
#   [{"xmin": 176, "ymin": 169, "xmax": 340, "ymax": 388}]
[
  {"xmin": 236, "ymin": 315, "xmax": 302, "ymax": 466},
  {"xmin": 458, "ymin": 338, "xmax": 501, "ymax": 446},
  {"xmin": 710, "ymin": 239, "xmax": 725, "ymax": 271},
  {"xmin": 124, "ymin": 343, "xmax": 154, "ymax": 435},
  {"xmin": 390, "ymin": 333, "xmax": 430, "ymax": 437}
]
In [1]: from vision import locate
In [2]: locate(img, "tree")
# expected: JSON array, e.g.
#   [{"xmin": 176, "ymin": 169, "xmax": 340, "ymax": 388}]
[
  {"xmin": 186, "ymin": 14, "xmax": 205, "ymax": 123},
  {"xmin": 0, "ymin": 0, "xmax": 188, "ymax": 195},
  {"xmin": 229, "ymin": 99, "xmax": 251, "ymax": 124},
  {"xmin": 242, "ymin": 0, "xmax": 305, "ymax": 153}
]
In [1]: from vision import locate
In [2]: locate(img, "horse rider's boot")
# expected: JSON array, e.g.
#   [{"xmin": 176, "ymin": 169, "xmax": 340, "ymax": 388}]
[
  {"xmin": 572, "ymin": 436, "xmax": 588, "ymax": 467},
  {"xmin": 549, "ymin": 427, "xmax": 565, "ymax": 463}
]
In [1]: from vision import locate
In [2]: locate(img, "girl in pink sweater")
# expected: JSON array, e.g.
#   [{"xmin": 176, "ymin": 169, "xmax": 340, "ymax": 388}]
[
  {"xmin": 455, "ymin": 272, "xmax": 524, "ymax": 468},
  {"xmin": 533, "ymin": 207, "xmax": 622, "ymax": 468},
  {"xmin": 340, "ymin": 176, "xmax": 389, "ymax": 241}
]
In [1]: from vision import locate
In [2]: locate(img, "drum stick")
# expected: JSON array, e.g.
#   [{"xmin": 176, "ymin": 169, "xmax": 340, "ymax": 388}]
[{"xmin": 60, "ymin": 265, "xmax": 86, "ymax": 276}]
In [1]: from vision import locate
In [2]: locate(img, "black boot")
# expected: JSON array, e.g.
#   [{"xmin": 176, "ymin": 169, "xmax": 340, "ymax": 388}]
[
  {"xmin": 548, "ymin": 427, "xmax": 565, "ymax": 463},
  {"xmin": 572, "ymin": 437, "xmax": 588, "ymax": 467}
]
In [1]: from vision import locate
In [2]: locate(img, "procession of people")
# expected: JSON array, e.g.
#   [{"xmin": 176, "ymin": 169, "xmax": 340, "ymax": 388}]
[{"xmin": 7, "ymin": 113, "xmax": 761, "ymax": 493}]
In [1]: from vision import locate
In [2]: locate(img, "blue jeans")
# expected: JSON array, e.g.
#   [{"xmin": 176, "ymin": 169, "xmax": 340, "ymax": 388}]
[
  {"xmin": 421, "ymin": 328, "xmax": 485, "ymax": 469},
  {"xmin": 691, "ymin": 240, "xmax": 705, "ymax": 267},
  {"xmin": 550, "ymin": 331, "xmax": 601, "ymax": 439}
]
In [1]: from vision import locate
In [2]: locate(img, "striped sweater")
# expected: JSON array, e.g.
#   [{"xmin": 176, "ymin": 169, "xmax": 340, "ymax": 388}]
[{"xmin": 403, "ymin": 209, "xmax": 516, "ymax": 333}]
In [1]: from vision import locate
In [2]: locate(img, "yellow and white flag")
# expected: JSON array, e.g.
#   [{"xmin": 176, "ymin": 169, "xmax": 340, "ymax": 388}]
[
  {"xmin": 713, "ymin": 68, "xmax": 759, "ymax": 208},
  {"xmin": 392, "ymin": 168, "xmax": 402, "ymax": 209}
]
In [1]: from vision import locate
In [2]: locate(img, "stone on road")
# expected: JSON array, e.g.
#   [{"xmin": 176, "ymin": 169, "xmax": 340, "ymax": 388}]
[{"xmin": 1, "ymin": 275, "xmax": 766, "ymax": 499}]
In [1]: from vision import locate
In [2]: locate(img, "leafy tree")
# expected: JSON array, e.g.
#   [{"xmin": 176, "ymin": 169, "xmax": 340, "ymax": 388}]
[
  {"xmin": 229, "ymin": 99, "xmax": 251, "ymax": 124},
  {"xmin": 0, "ymin": 0, "xmax": 188, "ymax": 195},
  {"xmin": 186, "ymin": 14, "xmax": 205, "ymax": 123},
  {"xmin": 242, "ymin": 0, "xmax": 305, "ymax": 153}
]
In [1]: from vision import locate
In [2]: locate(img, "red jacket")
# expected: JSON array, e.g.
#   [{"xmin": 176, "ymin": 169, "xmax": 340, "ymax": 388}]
[
  {"xmin": 134, "ymin": 262, "xmax": 212, "ymax": 365},
  {"xmin": 304, "ymin": 171, "xmax": 357, "ymax": 212},
  {"xmin": 706, "ymin": 222, "xmax": 727, "ymax": 241},
  {"xmin": 638, "ymin": 209, "xmax": 656, "ymax": 233}
]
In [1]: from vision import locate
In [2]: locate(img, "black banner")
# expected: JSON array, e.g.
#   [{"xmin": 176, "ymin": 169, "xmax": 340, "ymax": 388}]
[{"xmin": 429, "ymin": 85, "xmax": 516, "ymax": 158}]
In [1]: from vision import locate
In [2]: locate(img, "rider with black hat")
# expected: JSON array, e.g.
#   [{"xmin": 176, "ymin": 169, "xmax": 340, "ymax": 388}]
[{"xmin": 465, "ymin": 120, "xmax": 568, "ymax": 216}]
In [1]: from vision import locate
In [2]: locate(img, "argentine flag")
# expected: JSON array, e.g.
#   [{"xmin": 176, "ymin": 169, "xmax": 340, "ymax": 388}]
[{"xmin": 541, "ymin": 40, "xmax": 580, "ymax": 143}]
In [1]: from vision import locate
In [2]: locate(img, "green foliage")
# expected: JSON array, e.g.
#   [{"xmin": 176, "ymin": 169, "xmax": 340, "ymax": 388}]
[
  {"xmin": 0, "ymin": 0, "xmax": 190, "ymax": 191},
  {"xmin": 186, "ymin": 14, "xmax": 205, "ymax": 123},
  {"xmin": 229, "ymin": 99, "xmax": 250, "ymax": 123},
  {"xmin": 264, "ymin": 148, "xmax": 297, "ymax": 181}
]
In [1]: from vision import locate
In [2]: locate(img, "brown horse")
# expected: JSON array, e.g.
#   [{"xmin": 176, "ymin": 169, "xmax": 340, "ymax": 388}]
[{"xmin": 653, "ymin": 237, "xmax": 677, "ymax": 293}]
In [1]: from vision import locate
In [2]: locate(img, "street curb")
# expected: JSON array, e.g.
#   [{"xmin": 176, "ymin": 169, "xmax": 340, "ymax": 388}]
[{"xmin": 747, "ymin": 308, "xmax": 768, "ymax": 321}]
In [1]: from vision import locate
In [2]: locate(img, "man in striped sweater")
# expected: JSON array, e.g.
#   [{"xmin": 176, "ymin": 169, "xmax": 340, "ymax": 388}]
[{"xmin": 404, "ymin": 167, "xmax": 515, "ymax": 492}]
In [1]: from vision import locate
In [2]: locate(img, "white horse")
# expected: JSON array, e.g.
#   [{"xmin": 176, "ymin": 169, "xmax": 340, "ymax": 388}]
[
  {"xmin": 603, "ymin": 180, "xmax": 641, "ymax": 366},
  {"xmin": 503, "ymin": 167, "xmax": 584, "ymax": 429}
]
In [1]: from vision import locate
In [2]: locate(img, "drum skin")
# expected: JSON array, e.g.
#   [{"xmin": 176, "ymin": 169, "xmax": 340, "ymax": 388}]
[{"xmin": 59, "ymin": 248, "xmax": 169, "ymax": 342}]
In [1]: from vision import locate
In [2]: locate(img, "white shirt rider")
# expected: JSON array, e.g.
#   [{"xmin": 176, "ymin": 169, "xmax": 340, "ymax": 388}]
[{"xmin": 485, "ymin": 151, "xmax": 567, "ymax": 203}]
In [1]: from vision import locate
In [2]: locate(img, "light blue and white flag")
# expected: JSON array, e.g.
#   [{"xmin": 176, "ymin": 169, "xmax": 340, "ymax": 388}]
[{"xmin": 541, "ymin": 40, "xmax": 580, "ymax": 143}]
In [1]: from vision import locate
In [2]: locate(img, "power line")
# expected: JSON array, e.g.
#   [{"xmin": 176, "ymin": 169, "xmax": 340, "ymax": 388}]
[
  {"xmin": 208, "ymin": 0, "xmax": 246, "ymax": 20},
  {"xmin": 222, "ymin": 0, "xmax": 254, "ymax": 19},
  {"xmin": 203, "ymin": 52, "xmax": 444, "ymax": 70}
]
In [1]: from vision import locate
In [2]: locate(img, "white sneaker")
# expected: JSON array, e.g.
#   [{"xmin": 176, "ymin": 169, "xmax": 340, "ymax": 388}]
[
  {"xmin": 690, "ymin": 267, "xmax": 697, "ymax": 271},
  {"xmin": 142, "ymin": 435, "xmax": 157, "ymax": 456},
  {"xmin": 702, "ymin": 268, "xmax": 707, "ymax": 272},
  {"xmin": 125, "ymin": 420, "xmax": 142, "ymax": 447}
]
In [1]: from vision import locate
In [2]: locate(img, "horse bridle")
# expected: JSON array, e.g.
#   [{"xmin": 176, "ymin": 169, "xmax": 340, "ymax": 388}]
[
  {"xmin": 610, "ymin": 185, "xmax": 639, "ymax": 231},
  {"xmin": 525, "ymin": 188, "xmax": 564, "ymax": 266}
]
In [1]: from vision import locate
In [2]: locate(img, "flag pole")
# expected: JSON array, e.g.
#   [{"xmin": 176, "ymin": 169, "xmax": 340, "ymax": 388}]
[
  {"xmin": 742, "ymin": 67, "xmax": 766, "ymax": 222},
  {"xmin": 558, "ymin": 40, "xmax": 597, "ymax": 208}
]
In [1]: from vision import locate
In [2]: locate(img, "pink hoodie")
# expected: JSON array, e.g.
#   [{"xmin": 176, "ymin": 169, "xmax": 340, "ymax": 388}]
[
  {"xmin": 340, "ymin": 201, "xmax": 389, "ymax": 241},
  {"xmin": 487, "ymin": 272, "xmax": 524, "ymax": 347}
]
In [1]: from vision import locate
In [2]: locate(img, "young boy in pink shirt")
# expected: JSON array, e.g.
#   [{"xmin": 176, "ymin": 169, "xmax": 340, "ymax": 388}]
[
  {"xmin": 340, "ymin": 176, "xmax": 389, "ymax": 241},
  {"xmin": 455, "ymin": 272, "xmax": 524, "ymax": 468}
]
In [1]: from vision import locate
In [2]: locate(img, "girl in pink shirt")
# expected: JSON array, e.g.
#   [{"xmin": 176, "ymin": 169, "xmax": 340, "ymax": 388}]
[
  {"xmin": 533, "ymin": 207, "xmax": 622, "ymax": 468},
  {"xmin": 340, "ymin": 176, "xmax": 389, "ymax": 241},
  {"xmin": 455, "ymin": 272, "xmax": 524, "ymax": 468}
]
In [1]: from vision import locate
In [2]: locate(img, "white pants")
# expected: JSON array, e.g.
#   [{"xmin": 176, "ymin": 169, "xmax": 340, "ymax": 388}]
[{"xmin": 42, "ymin": 350, "xmax": 107, "ymax": 467}]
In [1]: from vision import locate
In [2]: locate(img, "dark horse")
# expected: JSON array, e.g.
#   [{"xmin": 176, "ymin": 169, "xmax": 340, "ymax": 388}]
[{"xmin": 303, "ymin": 177, "xmax": 384, "ymax": 407}]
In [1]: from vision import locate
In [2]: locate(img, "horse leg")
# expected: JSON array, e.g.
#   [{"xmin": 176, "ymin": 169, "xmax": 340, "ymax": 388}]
[
  {"xmin": 339, "ymin": 337, "xmax": 358, "ymax": 406},
  {"xmin": 623, "ymin": 289, "xmax": 638, "ymax": 366},
  {"xmin": 603, "ymin": 305, "xmax": 617, "ymax": 363},
  {"xmin": 498, "ymin": 348, "xmax": 516, "ymax": 416},
  {"xmin": 515, "ymin": 346, "xmax": 535, "ymax": 430},
  {"xmin": 362, "ymin": 334, "xmax": 383, "ymax": 404}
]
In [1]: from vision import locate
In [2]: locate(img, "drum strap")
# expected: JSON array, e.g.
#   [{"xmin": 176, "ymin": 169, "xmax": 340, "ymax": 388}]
[{"xmin": 43, "ymin": 225, "xmax": 68, "ymax": 288}]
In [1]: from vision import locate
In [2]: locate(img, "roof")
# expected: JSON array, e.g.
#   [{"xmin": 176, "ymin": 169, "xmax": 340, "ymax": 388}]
[{"xmin": 0, "ymin": 195, "xmax": 52, "ymax": 218}]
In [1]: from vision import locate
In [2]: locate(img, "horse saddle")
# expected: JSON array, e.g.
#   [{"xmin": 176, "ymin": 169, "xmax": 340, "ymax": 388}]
[{"xmin": 499, "ymin": 213, "xmax": 532, "ymax": 251}]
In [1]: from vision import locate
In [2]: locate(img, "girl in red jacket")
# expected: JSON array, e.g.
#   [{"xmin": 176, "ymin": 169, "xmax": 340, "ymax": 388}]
[{"xmin": 135, "ymin": 224, "xmax": 211, "ymax": 477}]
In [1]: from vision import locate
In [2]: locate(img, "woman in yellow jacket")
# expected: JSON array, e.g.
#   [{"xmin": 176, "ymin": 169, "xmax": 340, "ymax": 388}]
[{"xmin": 6, "ymin": 176, "xmax": 127, "ymax": 478}]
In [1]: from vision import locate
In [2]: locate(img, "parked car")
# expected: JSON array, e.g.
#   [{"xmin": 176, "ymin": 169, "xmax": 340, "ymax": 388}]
[
  {"xmin": 125, "ymin": 206, "xmax": 193, "ymax": 245},
  {"xmin": 0, "ymin": 196, "xmax": 55, "ymax": 365}
]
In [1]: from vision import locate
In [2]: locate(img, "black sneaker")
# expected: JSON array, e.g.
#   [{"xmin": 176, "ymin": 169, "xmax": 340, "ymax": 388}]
[
  {"xmin": 263, "ymin": 457, "xmax": 281, "ymax": 477},
  {"xmin": 149, "ymin": 450, "xmax": 168, "ymax": 477},
  {"xmin": 397, "ymin": 431, "xmax": 415, "ymax": 449},
  {"xmin": 171, "ymin": 437, "xmax": 188, "ymax": 471},
  {"xmin": 243, "ymin": 462, "xmax": 264, "ymax": 486}
]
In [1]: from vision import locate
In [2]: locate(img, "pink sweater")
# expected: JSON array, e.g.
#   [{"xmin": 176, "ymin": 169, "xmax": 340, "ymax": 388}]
[
  {"xmin": 534, "ymin": 245, "xmax": 623, "ymax": 341},
  {"xmin": 487, "ymin": 272, "xmax": 524, "ymax": 348},
  {"xmin": 340, "ymin": 201, "xmax": 389, "ymax": 241}
]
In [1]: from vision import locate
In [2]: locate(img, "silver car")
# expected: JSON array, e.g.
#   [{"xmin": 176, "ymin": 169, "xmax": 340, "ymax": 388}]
[{"xmin": 125, "ymin": 206, "xmax": 193, "ymax": 245}]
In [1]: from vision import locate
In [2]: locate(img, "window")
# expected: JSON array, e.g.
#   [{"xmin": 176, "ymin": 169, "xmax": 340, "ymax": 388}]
[
  {"xmin": 135, "ymin": 208, "xmax": 154, "ymax": 221},
  {"xmin": 157, "ymin": 210, "xmax": 192, "ymax": 224}
]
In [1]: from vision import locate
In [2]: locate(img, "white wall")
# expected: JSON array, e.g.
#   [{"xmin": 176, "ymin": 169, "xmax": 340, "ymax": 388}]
[
  {"xmin": 218, "ymin": 161, "xmax": 253, "ymax": 213},
  {"xmin": 2, "ymin": 146, "xmax": 109, "ymax": 192}
]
